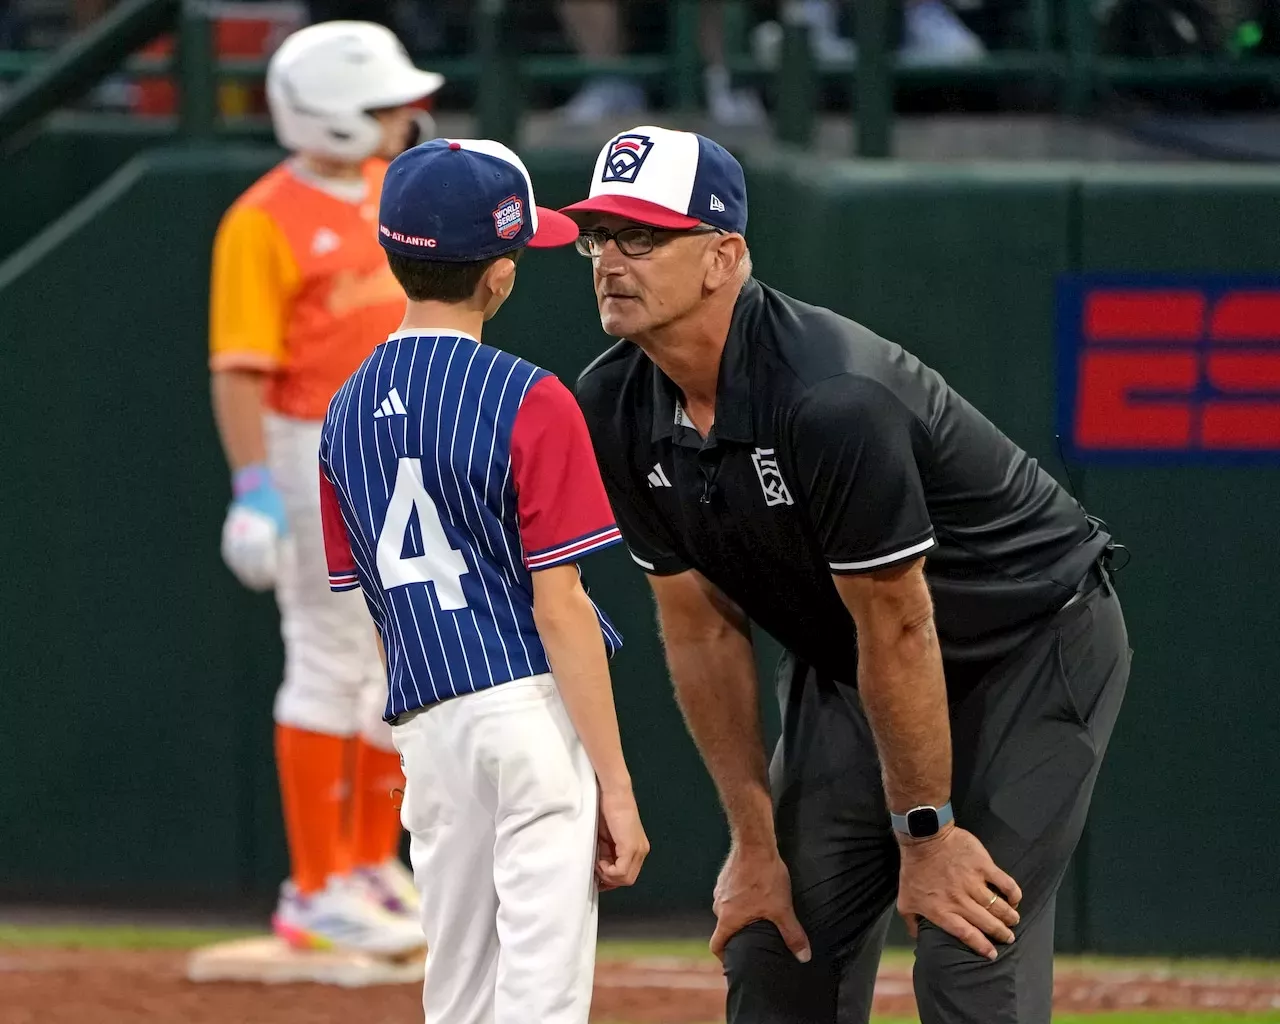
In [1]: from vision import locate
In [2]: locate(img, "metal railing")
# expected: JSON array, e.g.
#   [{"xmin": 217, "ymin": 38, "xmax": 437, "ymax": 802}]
[{"xmin": 2, "ymin": 0, "xmax": 1279, "ymax": 158}]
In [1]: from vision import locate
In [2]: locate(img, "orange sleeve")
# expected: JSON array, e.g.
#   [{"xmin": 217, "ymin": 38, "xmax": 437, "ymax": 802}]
[{"xmin": 209, "ymin": 203, "xmax": 299, "ymax": 372}]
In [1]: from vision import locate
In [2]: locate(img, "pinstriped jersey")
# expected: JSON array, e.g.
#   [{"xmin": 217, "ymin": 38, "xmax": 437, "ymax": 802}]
[{"xmin": 319, "ymin": 328, "xmax": 623, "ymax": 719}]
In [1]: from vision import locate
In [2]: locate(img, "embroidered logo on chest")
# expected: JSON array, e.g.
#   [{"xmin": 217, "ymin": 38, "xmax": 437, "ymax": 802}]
[
  {"xmin": 311, "ymin": 227, "xmax": 342, "ymax": 257},
  {"xmin": 750, "ymin": 448, "xmax": 793, "ymax": 507}
]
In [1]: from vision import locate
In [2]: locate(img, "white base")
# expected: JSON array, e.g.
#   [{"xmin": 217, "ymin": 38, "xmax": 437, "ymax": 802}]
[{"xmin": 185, "ymin": 936, "xmax": 426, "ymax": 988}]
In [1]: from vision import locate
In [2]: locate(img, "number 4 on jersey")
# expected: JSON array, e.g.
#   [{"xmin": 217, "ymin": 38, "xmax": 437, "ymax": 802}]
[{"xmin": 377, "ymin": 458, "xmax": 470, "ymax": 610}]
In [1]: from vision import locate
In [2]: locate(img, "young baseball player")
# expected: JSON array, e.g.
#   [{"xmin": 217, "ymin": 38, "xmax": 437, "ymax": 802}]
[
  {"xmin": 318, "ymin": 138, "xmax": 649, "ymax": 1024},
  {"xmin": 209, "ymin": 21, "xmax": 443, "ymax": 954}
]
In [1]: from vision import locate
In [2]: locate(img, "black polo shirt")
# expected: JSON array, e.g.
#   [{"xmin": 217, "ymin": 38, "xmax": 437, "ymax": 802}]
[{"xmin": 575, "ymin": 278, "xmax": 1111, "ymax": 694}]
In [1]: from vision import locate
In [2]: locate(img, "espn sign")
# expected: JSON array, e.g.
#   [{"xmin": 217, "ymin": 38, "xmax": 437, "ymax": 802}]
[{"xmin": 1057, "ymin": 275, "xmax": 1280, "ymax": 463}]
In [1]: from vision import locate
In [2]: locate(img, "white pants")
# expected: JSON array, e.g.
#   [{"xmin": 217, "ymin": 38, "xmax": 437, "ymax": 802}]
[
  {"xmin": 265, "ymin": 413, "xmax": 391, "ymax": 750},
  {"xmin": 392, "ymin": 675, "xmax": 599, "ymax": 1024}
]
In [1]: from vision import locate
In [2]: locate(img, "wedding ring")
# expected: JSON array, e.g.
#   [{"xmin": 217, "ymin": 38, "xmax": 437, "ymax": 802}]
[{"xmin": 986, "ymin": 893, "xmax": 999, "ymax": 908}]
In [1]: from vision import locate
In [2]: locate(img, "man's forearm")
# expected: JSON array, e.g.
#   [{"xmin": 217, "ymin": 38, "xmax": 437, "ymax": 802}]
[
  {"xmin": 662, "ymin": 619, "xmax": 774, "ymax": 847},
  {"xmin": 856, "ymin": 614, "xmax": 951, "ymax": 814}
]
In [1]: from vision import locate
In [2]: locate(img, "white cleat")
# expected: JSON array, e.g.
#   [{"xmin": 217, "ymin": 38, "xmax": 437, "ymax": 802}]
[
  {"xmin": 272, "ymin": 876, "xmax": 425, "ymax": 958},
  {"xmin": 354, "ymin": 857, "xmax": 421, "ymax": 919}
]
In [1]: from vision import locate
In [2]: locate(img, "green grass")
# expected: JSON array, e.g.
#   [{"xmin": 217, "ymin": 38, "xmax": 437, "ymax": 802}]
[
  {"xmin": 2, "ymin": 925, "xmax": 1280, "ymax": 981},
  {"xmin": 596, "ymin": 937, "xmax": 713, "ymax": 960},
  {"xmin": 3, "ymin": 924, "xmax": 1280, "ymax": 1023},
  {"xmin": 0, "ymin": 923, "xmax": 258, "ymax": 950},
  {"xmin": 1059, "ymin": 955, "xmax": 1280, "ymax": 980},
  {"xmin": 599, "ymin": 939, "xmax": 1280, "ymax": 982}
]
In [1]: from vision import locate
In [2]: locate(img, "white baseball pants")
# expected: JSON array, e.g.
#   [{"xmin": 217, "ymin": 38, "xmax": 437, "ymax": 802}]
[
  {"xmin": 264, "ymin": 413, "xmax": 391, "ymax": 750},
  {"xmin": 391, "ymin": 675, "xmax": 599, "ymax": 1024}
]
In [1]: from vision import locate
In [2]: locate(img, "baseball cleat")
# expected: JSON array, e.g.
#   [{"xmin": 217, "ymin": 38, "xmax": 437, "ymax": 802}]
[
  {"xmin": 354, "ymin": 857, "xmax": 420, "ymax": 918},
  {"xmin": 272, "ymin": 876, "xmax": 425, "ymax": 957}
]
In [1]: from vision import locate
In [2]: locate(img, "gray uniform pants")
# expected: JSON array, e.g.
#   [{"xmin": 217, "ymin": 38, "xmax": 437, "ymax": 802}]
[{"xmin": 723, "ymin": 570, "xmax": 1130, "ymax": 1024}]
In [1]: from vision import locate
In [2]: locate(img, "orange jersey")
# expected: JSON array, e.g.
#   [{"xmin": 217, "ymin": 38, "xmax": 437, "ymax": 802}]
[{"xmin": 209, "ymin": 159, "xmax": 405, "ymax": 420}]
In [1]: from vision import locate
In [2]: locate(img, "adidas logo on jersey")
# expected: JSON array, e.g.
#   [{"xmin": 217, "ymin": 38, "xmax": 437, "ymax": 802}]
[
  {"xmin": 311, "ymin": 227, "xmax": 342, "ymax": 257},
  {"xmin": 647, "ymin": 463, "xmax": 672, "ymax": 488},
  {"xmin": 373, "ymin": 388, "xmax": 408, "ymax": 419}
]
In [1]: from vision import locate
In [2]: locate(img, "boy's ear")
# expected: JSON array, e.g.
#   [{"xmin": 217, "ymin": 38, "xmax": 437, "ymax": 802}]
[{"xmin": 482, "ymin": 254, "xmax": 518, "ymax": 301}]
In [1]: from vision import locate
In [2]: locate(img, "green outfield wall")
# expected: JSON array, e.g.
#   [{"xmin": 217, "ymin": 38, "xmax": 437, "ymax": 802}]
[{"xmin": 1, "ymin": 146, "xmax": 1276, "ymax": 955}]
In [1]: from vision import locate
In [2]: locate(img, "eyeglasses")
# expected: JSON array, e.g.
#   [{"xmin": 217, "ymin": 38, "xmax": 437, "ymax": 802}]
[{"xmin": 574, "ymin": 225, "xmax": 723, "ymax": 258}]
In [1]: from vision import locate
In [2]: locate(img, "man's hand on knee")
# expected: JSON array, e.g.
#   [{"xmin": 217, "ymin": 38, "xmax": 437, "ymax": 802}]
[
  {"xmin": 710, "ymin": 843, "xmax": 811, "ymax": 964},
  {"xmin": 897, "ymin": 825, "xmax": 1022, "ymax": 960}
]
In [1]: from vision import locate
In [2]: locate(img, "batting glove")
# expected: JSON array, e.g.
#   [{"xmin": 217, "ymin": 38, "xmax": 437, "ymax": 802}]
[{"xmin": 220, "ymin": 464, "xmax": 288, "ymax": 592}]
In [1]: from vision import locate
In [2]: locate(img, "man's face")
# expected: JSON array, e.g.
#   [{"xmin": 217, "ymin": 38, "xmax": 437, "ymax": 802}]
[{"xmin": 582, "ymin": 214, "xmax": 721, "ymax": 338}]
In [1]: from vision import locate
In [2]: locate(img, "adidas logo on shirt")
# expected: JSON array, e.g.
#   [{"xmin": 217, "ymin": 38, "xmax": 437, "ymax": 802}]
[
  {"xmin": 373, "ymin": 388, "xmax": 408, "ymax": 419},
  {"xmin": 647, "ymin": 463, "xmax": 672, "ymax": 488},
  {"xmin": 311, "ymin": 227, "xmax": 341, "ymax": 257}
]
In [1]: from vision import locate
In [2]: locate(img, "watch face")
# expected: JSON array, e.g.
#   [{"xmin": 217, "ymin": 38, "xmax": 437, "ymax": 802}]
[{"xmin": 907, "ymin": 806, "xmax": 940, "ymax": 838}]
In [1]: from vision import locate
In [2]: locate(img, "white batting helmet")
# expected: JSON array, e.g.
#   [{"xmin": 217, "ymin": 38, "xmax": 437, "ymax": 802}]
[{"xmin": 266, "ymin": 21, "xmax": 445, "ymax": 162}]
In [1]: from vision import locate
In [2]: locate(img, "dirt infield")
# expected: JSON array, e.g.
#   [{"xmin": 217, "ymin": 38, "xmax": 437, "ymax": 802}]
[{"xmin": 2, "ymin": 948, "xmax": 1279, "ymax": 1023}]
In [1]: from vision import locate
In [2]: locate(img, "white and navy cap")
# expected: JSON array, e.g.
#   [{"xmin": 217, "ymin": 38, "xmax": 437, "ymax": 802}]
[
  {"xmin": 379, "ymin": 138, "xmax": 579, "ymax": 261},
  {"xmin": 560, "ymin": 125, "xmax": 747, "ymax": 234}
]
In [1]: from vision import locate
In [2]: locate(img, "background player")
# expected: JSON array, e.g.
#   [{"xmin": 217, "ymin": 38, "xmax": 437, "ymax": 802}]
[
  {"xmin": 209, "ymin": 21, "xmax": 442, "ymax": 954},
  {"xmin": 319, "ymin": 138, "xmax": 648, "ymax": 1024}
]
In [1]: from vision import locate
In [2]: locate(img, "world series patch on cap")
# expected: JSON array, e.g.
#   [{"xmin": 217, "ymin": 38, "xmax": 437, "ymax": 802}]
[
  {"xmin": 379, "ymin": 138, "xmax": 579, "ymax": 262},
  {"xmin": 560, "ymin": 125, "xmax": 747, "ymax": 234}
]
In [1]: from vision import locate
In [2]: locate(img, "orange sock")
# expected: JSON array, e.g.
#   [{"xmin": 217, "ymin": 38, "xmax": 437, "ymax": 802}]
[
  {"xmin": 350, "ymin": 739, "xmax": 406, "ymax": 869},
  {"xmin": 275, "ymin": 724, "xmax": 353, "ymax": 896}
]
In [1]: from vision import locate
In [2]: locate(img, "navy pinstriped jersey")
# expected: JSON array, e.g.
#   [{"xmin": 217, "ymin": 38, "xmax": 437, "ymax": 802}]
[{"xmin": 319, "ymin": 328, "xmax": 623, "ymax": 719}]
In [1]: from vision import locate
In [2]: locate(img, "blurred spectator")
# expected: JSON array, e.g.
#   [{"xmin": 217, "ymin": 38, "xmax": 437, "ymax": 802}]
[
  {"xmin": 72, "ymin": 0, "xmax": 113, "ymax": 33},
  {"xmin": 557, "ymin": 0, "xmax": 768, "ymax": 126},
  {"xmin": 901, "ymin": 0, "xmax": 986, "ymax": 63},
  {"xmin": 0, "ymin": 0, "xmax": 22, "ymax": 49},
  {"xmin": 306, "ymin": 0, "xmax": 395, "ymax": 28},
  {"xmin": 557, "ymin": 0, "xmax": 647, "ymax": 122},
  {"xmin": 753, "ymin": 0, "xmax": 985, "ymax": 68}
]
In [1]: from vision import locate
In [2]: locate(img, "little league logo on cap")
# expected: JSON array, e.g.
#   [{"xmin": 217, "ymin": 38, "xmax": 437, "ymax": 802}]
[
  {"xmin": 601, "ymin": 133, "xmax": 655, "ymax": 184},
  {"xmin": 561, "ymin": 124, "xmax": 748, "ymax": 236},
  {"xmin": 379, "ymin": 139, "xmax": 577, "ymax": 262}
]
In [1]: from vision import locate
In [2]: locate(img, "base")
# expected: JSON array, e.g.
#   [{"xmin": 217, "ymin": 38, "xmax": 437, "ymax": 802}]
[{"xmin": 185, "ymin": 936, "xmax": 425, "ymax": 988}]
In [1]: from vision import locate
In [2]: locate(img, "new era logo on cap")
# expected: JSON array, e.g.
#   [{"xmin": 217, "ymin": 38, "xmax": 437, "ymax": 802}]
[
  {"xmin": 379, "ymin": 138, "xmax": 577, "ymax": 262},
  {"xmin": 561, "ymin": 125, "xmax": 748, "ymax": 235}
]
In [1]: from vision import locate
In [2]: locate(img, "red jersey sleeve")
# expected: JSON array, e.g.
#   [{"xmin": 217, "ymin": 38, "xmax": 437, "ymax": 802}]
[
  {"xmin": 319, "ymin": 466, "xmax": 361, "ymax": 592},
  {"xmin": 510, "ymin": 375, "xmax": 622, "ymax": 571}
]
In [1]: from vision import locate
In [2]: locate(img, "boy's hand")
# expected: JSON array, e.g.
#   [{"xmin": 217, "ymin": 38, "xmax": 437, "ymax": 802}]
[{"xmin": 595, "ymin": 787, "xmax": 649, "ymax": 890}]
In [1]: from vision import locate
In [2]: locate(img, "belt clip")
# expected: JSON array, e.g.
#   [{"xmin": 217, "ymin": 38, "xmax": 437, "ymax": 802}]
[
  {"xmin": 1097, "ymin": 552, "xmax": 1114, "ymax": 598},
  {"xmin": 1099, "ymin": 540, "xmax": 1129, "ymax": 597}
]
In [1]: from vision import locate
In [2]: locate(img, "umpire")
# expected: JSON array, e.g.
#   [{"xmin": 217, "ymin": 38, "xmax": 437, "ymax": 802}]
[{"xmin": 562, "ymin": 125, "xmax": 1131, "ymax": 1024}]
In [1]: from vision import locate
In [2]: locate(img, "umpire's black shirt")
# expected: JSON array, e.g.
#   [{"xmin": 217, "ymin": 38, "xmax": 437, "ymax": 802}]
[{"xmin": 575, "ymin": 278, "xmax": 1111, "ymax": 697}]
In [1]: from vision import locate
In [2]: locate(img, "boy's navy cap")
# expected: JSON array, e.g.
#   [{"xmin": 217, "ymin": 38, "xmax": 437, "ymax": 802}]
[
  {"xmin": 560, "ymin": 125, "xmax": 747, "ymax": 235},
  {"xmin": 379, "ymin": 138, "xmax": 578, "ymax": 261}
]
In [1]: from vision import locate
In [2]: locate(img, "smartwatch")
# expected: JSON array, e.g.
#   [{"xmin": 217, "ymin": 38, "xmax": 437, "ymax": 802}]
[{"xmin": 890, "ymin": 801, "xmax": 954, "ymax": 840}]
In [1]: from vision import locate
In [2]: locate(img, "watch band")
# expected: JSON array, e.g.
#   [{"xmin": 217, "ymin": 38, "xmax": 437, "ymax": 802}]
[{"xmin": 890, "ymin": 800, "xmax": 954, "ymax": 838}]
